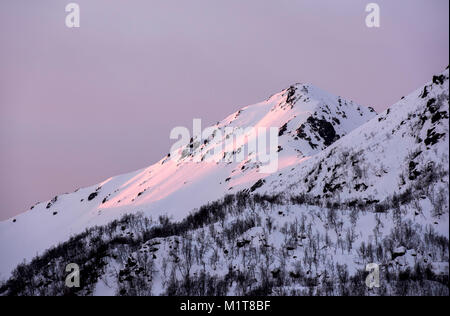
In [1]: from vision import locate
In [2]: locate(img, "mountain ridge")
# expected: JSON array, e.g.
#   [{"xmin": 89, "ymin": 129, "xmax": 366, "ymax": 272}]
[
  {"xmin": 0, "ymin": 70, "xmax": 448, "ymax": 296},
  {"xmin": 0, "ymin": 79, "xmax": 377, "ymax": 279}
]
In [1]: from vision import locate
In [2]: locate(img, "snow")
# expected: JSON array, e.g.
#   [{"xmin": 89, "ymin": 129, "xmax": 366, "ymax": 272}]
[
  {"xmin": 258, "ymin": 69, "xmax": 449, "ymax": 217},
  {"xmin": 0, "ymin": 80, "xmax": 375, "ymax": 279},
  {"xmin": 0, "ymin": 68, "xmax": 448, "ymax": 294},
  {"xmin": 393, "ymin": 247, "xmax": 406, "ymax": 256}
]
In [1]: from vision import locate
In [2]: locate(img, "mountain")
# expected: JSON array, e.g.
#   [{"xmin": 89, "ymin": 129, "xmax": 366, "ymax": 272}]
[
  {"xmin": 259, "ymin": 69, "xmax": 449, "ymax": 206},
  {"xmin": 0, "ymin": 69, "xmax": 448, "ymax": 296},
  {"xmin": 0, "ymin": 82, "xmax": 375, "ymax": 280}
]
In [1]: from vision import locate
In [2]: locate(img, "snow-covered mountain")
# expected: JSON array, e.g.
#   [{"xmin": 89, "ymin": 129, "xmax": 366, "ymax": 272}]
[
  {"xmin": 0, "ymin": 82, "xmax": 375, "ymax": 279},
  {"xmin": 259, "ymin": 69, "xmax": 449, "ymax": 207},
  {"xmin": 0, "ymin": 69, "xmax": 448, "ymax": 296}
]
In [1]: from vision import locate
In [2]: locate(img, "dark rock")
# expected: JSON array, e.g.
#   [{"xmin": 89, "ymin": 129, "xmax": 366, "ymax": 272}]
[
  {"xmin": 279, "ymin": 123, "xmax": 288, "ymax": 136},
  {"xmin": 250, "ymin": 179, "xmax": 265, "ymax": 192},
  {"xmin": 88, "ymin": 192, "xmax": 98, "ymax": 201}
]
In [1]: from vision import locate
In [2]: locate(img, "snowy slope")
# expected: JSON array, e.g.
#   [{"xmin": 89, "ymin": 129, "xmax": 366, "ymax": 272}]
[
  {"xmin": 79, "ymin": 69, "xmax": 450, "ymax": 296},
  {"xmin": 257, "ymin": 68, "xmax": 449, "ymax": 211},
  {"xmin": 0, "ymin": 82, "xmax": 375, "ymax": 279},
  {"xmin": 0, "ymin": 69, "xmax": 448, "ymax": 296}
]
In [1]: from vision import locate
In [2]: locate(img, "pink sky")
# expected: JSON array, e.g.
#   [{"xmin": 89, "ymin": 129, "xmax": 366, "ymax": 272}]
[{"xmin": 0, "ymin": 0, "xmax": 449, "ymax": 220}]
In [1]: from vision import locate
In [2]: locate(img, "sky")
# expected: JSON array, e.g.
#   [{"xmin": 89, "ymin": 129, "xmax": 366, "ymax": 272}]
[{"xmin": 0, "ymin": 0, "xmax": 448, "ymax": 220}]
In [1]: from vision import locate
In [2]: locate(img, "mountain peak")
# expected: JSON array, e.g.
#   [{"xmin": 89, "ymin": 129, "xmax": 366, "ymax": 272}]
[
  {"xmin": 0, "ymin": 79, "xmax": 393, "ymax": 279},
  {"xmin": 1, "ymin": 70, "xmax": 448, "ymax": 296}
]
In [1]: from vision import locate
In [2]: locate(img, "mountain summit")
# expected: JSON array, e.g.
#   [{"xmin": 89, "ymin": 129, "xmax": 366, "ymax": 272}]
[
  {"xmin": 0, "ymin": 70, "xmax": 448, "ymax": 296},
  {"xmin": 0, "ymin": 81, "xmax": 376, "ymax": 279}
]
